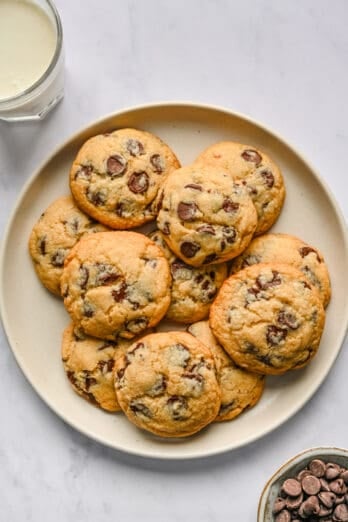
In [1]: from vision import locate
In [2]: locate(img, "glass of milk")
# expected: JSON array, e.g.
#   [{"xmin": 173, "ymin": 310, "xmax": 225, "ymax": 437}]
[{"xmin": 0, "ymin": 0, "xmax": 64, "ymax": 121}]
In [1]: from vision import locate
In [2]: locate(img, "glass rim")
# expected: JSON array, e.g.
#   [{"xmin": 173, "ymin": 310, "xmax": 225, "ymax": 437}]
[{"xmin": 0, "ymin": 0, "xmax": 63, "ymax": 106}]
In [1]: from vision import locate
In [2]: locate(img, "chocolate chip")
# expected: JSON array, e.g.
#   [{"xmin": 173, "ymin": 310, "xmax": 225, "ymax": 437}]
[
  {"xmin": 330, "ymin": 479, "xmax": 347, "ymax": 495},
  {"xmin": 340, "ymin": 471, "xmax": 348, "ymax": 485},
  {"xmin": 95, "ymin": 263, "xmax": 120, "ymax": 285},
  {"xmin": 51, "ymin": 249, "xmax": 66, "ymax": 267},
  {"xmin": 278, "ymin": 310, "xmax": 300, "ymax": 330},
  {"xmin": 130, "ymin": 400, "xmax": 152, "ymax": 418},
  {"xmin": 38, "ymin": 236, "xmax": 46, "ymax": 255},
  {"xmin": 79, "ymin": 265, "xmax": 89, "ymax": 289},
  {"xmin": 266, "ymin": 325, "xmax": 287, "ymax": 346},
  {"xmin": 75, "ymin": 165, "xmax": 93, "ymax": 181},
  {"xmin": 126, "ymin": 317, "xmax": 149, "ymax": 334},
  {"xmin": 170, "ymin": 261, "xmax": 193, "ymax": 280},
  {"xmin": 177, "ymin": 201, "xmax": 199, "ymax": 221},
  {"xmin": 274, "ymin": 510, "xmax": 291, "ymax": 522},
  {"xmin": 241, "ymin": 149, "xmax": 262, "ymax": 164},
  {"xmin": 67, "ymin": 370, "xmax": 77, "ymax": 386},
  {"xmin": 273, "ymin": 498, "xmax": 287, "ymax": 514},
  {"xmin": 148, "ymin": 374, "xmax": 167, "ymax": 397},
  {"xmin": 333, "ymin": 504, "xmax": 348, "ymax": 521},
  {"xmin": 297, "ymin": 469, "xmax": 312, "ymax": 481},
  {"xmin": 320, "ymin": 478, "xmax": 332, "ymax": 492},
  {"xmin": 98, "ymin": 359, "xmax": 115, "ymax": 373},
  {"xmin": 218, "ymin": 401, "xmax": 236, "ymax": 416},
  {"xmin": 302, "ymin": 475, "xmax": 321, "ymax": 495},
  {"xmin": 180, "ymin": 241, "xmax": 200, "ymax": 258},
  {"xmin": 256, "ymin": 270, "xmax": 282, "ymax": 290},
  {"xmin": 167, "ymin": 344, "xmax": 191, "ymax": 367},
  {"xmin": 241, "ymin": 254, "xmax": 261, "ymax": 268},
  {"xmin": 83, "ymin": 301, "xmax": 95, "ymax": 317},
  {"xmin": 260, "ymin": 169, "xmax": 275, "ymax": 188},
  {"xmin": 87, "ymin": 188, "xmax": 107, "ymax": 206},
  {"xmin": 167, "ymin": 396, "xmax": 188, "ymax": 420},
  {"xmin": 299, "ymin": 246, "xmax": 321, "ymax": 263},
  {"xmin": 245, "ymin": 183, "xmax": 258, "ymax": 196},
  {"xmin": 161, "ymin": 222, "xmax": 170, "ymax": 235},
  {"xmin": 282, "ymin": 479, "xmax": 302, "ymax": 498},
  {"xmin": 154, "ymin": 190, "xmax": 164, "ymax": 213},
  {"xmin": 196, "ymin": 224, "xmax": 216, "ymax": 235},
  {"xmin": 308, "ymin": 459, "xmax": 326, "ymax": 478},
  {"xmin": 285, "ymin": 494, "xmax": 303, "ymax": 510},
  {"xmin": 97, "ymin": 340, "xmax": 116, "ymax": 350},
  {"xmin": 115, "ymin": 201, "xmax": 125, "ymax": 217},
  {"xmin": 127, "ymin": 171, "xmax": 149, "ymax": 194},
  {"xmin": 222, "ymin": 198, "xmax": 240, "ymax": 213},
  {"xmin": 319, "ymin": 492, "xmax": 337, "ymax": 509},
  {"xmin": 182, "ymin": 372, "xmax": 204, "ymax": 397},
  {"xmin": 299, "ymin": 496, "xmax": 320, "ymax": 517},
  {"xmin": 150, "ymin": 154, "xmax": 164, "ymax": 173},
  {"xmin": 184, "ymin": 183, "xmax": 203, "ymax": 191},
  {"xmin": 126, "ymin": 138, "xmax": 144, "ymax": 156},
  {"xmin": 203, "ymin": 253, "xmax": 218, "ymax": 264},
  {"xmin": 84, "ymin": 374, "xmax": 97, "ymax": 390},
  {"xmin": 222, "ymin": 226, "xmax": 237, "ymax": 244},
  {"xmin": 111, "ymin": 281, "xmax": 127, "ymax": 302},
  {"xmin": 326, "ymin": 464, "xmax": 342, "ymax": 481},
  {"xmin": 106, "ymin": 154, "xmax": 127, "ymax": 177}
]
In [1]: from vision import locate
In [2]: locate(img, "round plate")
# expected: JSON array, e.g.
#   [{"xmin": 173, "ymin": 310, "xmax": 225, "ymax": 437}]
[{"xmin": 1, "ymin": 102, "xmax": 348, "ymax": 460}]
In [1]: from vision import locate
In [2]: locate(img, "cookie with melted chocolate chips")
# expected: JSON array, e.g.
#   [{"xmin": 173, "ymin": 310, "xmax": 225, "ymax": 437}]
[
  {"xmin": 70, "ymin": 128, "xmax": 180, "ymax": 229},
  {"xmin": 114, "ymin": 331, "xmax": 221, "ymax": 437},
  {"xmin": 195, "ymin": 141, "xmax": 285, "ymax": 236},
  {"xmin": 29, "ymin": 195, "xmax": 109, "ymax": 295},
  {"xmin": 61, "ymin": 231, "xmax": 171, "ymax": 341},
  {"xmin": 156, "ymin": 164, "xmax": 258, "ymax": 267},
  {"xmin": 210, "ymin": 263, "xmax": 325, "ymax": 375},
  {"xmin": 149, "ymin": 229, "xmax": 227, "ymax": 323},
  {"xmin": 230, "ymin": 232, "xmax": 331, "ymax": 308}
]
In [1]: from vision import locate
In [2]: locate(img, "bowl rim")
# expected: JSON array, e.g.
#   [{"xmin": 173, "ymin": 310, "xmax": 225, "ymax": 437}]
[{"xmin": 257, "ymin": 445, "xmax": 348, "ymax": 521}]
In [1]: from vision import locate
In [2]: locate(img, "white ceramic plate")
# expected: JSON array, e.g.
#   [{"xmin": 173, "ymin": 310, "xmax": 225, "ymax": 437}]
[{"xmin": 1, "ymin": 103, "xmax": 348, "ymax": 460}]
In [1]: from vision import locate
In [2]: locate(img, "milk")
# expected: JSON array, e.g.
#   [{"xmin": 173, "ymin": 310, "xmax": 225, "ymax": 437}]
[
  {"xmin": 0, "ymin": 0, "xmax": 57, "ymax": 100},
  {"xmin": 0, "ymin": 0, "xmax": 64, "ymax": 120}
]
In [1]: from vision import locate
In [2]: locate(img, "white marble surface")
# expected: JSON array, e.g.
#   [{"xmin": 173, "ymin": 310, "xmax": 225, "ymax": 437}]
[{"xmin": 0, "ymin": 1, "xmax": 347, "ymax": 520}]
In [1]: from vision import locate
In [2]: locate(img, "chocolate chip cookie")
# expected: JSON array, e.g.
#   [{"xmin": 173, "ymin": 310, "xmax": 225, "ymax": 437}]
[
  {"xmin": 69, "ymin": 128, "xmax": 181, "ymax": 229},
  {"xmin": 156, "ymin": 164, "xmax": 258, "ymax": 267},
  {"xmin": 149, "ymin": 230, "xmax": 228, "ymax": 323},
  {"xmin": 61, "ymin": 231, "xmax": 171, "ymax": 340},
  {"xmin": 195, "ymin": 141, "xmax": 285, "ymax": 235},
  {"xmin": 187, "ymin": 321, "xmax": 265, "ymax": 422},
  {"xmin": 114, "ymin": 331, "xmax": 221, "ymax": 437},
  {"xmin": 61, "ymin": 323, "xmax": 124, "ymax": 411},
  {"xmin": 230, "ymin": 233, "xmax": 331, "ymax": 308},
  {"xmin": 29, "ymin": 195, "xmax": 109, "ymax": 295},
  {"xmin": 210, "ymin": 263, "xmax": 325, "ymax": 375}
]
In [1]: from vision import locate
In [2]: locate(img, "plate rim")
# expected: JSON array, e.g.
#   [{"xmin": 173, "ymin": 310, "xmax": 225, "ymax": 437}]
[{"xmin": 1, "ymin": 101, "xmax": 348, "ymax": 460}]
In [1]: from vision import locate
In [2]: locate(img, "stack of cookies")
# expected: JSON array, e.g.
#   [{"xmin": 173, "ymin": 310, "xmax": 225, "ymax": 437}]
[{"xmin": 28, "ymin": 128, "xmax": 330, "ymax": 438}]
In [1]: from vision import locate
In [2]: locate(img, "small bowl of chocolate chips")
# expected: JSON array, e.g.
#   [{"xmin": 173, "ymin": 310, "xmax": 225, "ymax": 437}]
[{"xmin": 258, "ymin": 447, "xmax": 348, "ymax": 521}]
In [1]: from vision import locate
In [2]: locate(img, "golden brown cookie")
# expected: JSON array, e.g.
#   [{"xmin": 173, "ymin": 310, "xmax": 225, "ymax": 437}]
[
  {"xmin": 61, "ymin": 231, "xmax": 171, "ymax": 340},
  {"xmin": 187, "ymin": 321, "xmax": 265, "ymax": 422},
  {"xmin": 69, "ymin": 128, "xmax": 180, "ymax": 229},
  {"xmin": 114, "ymin": 331, "xmax": 221, "ymax": 437},
  {"xmin": 149, "ymin": 229, "xmax": 228, "ymax": 323},
  {"xmin": 230, "ymin": 233, "xmax": 331, "ymax": 308},
  {"xmin": 196, "ymin": 141, "xmax": 285, "ymax": 235},
  {"xmin": 210, "ymin": 263, "xmax": 325, "ymax": 375},
  {"xmin": 61, "ymin": 323, "xmax": 127, "ymax": 411},
  {"xmin": 156, "ymin": 164, "xmax": 257, "ymax": 267},
  {"xmin": 28, "ymin": 195, "xmax": 108, "ymax": 295}
]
